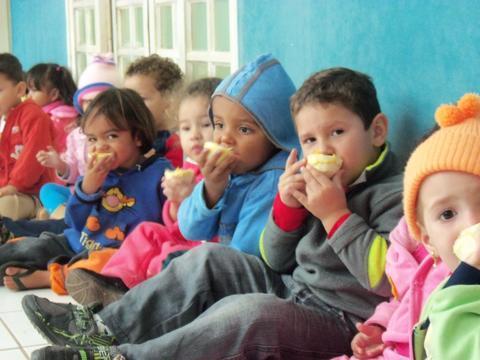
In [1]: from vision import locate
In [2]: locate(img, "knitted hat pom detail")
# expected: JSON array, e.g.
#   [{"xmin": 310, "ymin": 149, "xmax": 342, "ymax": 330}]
[{"xmin": 435, "ymin": 93, "xmax": 480, "ymax": 128}]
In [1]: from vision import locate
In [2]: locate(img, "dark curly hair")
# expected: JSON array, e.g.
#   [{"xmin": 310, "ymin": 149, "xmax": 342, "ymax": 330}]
[{"xmin": 125, "ymin": 54, "xmax": 183, "ymax": 94}]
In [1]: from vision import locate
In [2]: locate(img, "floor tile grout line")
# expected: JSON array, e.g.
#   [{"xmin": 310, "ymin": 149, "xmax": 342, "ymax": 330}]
[{"xmin": 0, "ymin": 317, "xmax": 29, "ymax": 359}]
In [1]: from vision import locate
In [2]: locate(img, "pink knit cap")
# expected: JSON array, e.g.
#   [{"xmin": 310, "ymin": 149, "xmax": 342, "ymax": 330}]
[{"xmin": 74, "ymin": 54, "xmax": 122, "ymax": 113}]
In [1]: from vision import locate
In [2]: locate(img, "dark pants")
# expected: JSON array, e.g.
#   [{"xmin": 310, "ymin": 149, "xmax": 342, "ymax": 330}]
[
  {"xmin": 2, "ymin": 217, "xmax": 68, "ymax": 238},
  {"xmin": 100, "ymin": 244, "xmax": 357, "ymax": 360},
  {"xmin": 0, "ymin": 232, "xmax": 75, "ymax": 269}
]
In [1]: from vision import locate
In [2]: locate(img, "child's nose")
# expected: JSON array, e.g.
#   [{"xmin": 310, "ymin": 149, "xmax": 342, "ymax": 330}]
[
  {"xmin": 315, "ymin": 142, "xmax": 334, "ymax": 155},
  {"xmin": 219, "ymin": 128, "xmax": 235, "ymax": 146}
]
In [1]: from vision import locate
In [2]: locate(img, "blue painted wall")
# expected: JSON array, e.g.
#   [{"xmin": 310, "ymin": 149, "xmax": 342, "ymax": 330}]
[
  {"xmin": 11, "ymin": 0, "xmax": 68, "ymax": 71},
  {"xmin": 238, "ymin": 0, "xmax": 480, "ymax": 162}
]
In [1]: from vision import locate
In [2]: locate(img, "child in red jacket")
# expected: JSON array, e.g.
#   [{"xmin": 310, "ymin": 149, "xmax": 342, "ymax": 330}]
[{"xmin": 0, "ymin": 53, "xmax": 55, "ymax": 221}]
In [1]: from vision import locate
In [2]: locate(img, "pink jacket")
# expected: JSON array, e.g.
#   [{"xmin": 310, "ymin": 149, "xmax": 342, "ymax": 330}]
[
  {"xmin": 101, "ymin": 160, "xmax": 207, "ymax": 288},
  {"xmin": 42, "ymin": 101, "xmax": 78, "ymax": 153},
  {"xmin": 333, "ymin": 217, "xmax": 450, "ymax": 359},
  {"xmin": 59, "ymin": 127, "xmax": 88, "ymax": 184}
]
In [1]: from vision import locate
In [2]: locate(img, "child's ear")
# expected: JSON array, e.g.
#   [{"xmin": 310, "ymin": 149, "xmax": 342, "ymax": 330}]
[
  {"xmin": 15, "ymin": 81, "xmax": 27, "ymax": 98},
  {"xmin": 417, "ymin": 220, "xmax": 434, "ymax": 252},
  {"xmin": 134, "ymin": 133, "xmax": 143, "ymax": 148},
  {"xmin": 49, "ymin": 88, "xmax": 60, "ymax": 102},
  {"xmin": 369, "ymin": 113, "xmax": 388, "ymax": 147}
]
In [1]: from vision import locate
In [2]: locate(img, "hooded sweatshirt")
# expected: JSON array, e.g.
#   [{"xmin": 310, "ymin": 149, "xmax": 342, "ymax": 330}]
[{"xmin": 178, "ymin": 54, "xmax": 300, "ymax": 257}]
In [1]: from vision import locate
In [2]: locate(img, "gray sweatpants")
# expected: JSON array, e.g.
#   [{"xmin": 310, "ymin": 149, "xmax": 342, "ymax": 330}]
[{"xmin": 100, "ymin": 244, "xmax": 357, "ymax": 360}]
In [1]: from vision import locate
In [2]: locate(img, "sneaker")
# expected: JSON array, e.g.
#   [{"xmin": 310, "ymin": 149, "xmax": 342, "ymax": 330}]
[
  {"xmin": 66, "ymin": 269, "xmax": 128, "ymax": 306},
  {"xmin": 31, "ymin": 345, "xmax": 126, "ymax": 360},
  {"xmin": 22, "ymin": 295, "xmax": 116, "ymax": 347}
]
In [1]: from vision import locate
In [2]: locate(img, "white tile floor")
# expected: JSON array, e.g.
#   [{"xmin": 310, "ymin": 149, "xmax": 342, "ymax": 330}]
[{"xmin": 0, "ymin": 287, "xmax": 75, "ymax": 359}]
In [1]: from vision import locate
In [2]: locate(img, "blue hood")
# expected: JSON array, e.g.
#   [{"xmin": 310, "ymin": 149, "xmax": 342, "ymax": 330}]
[{"xmin": 212, "ymin": 54, "xmax": 300, "ymax": 152}]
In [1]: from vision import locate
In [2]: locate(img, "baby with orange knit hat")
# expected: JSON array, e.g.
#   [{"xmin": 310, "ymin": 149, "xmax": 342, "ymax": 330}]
[{"xmin": 334, "ymin": 93, "xmax": 480, "ymax": 360}]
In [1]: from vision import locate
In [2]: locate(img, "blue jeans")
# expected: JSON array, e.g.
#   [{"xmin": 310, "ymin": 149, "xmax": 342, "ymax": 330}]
[
  {"xmin": 100, "ymin": 244, "xmax": 357, "ymax": 359},
  {"xmin": 2, "ymin": 217, "xmax": 67, "ymax": 238},
  {"xmin": 0, "ymin": 232, "xmax": 74, "ymax": 269}
]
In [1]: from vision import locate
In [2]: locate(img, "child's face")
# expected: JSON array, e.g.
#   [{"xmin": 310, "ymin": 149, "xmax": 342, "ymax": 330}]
[
  {"xmin": 295, "ymin": 102, "xmax": 386, "ymax": 186},
  {"xmin": 83, "ymin": 113, "xmax": 142, "ymax": 170},
  {"xmin": 124, "ymin": 74, "xmax": 169, "ymax": 131},
  {"xmin": 417, "ymin": 171, "xmax": 480, "ymax": 271},
  {"xmin": 178, "ymin": 95, "xmax": 213, "ymax": 163},
  {"xmin": 0, "ymin": 74, "xmax": 24, "ymax": 116},
  {"xmin": 211, "ymin": 96, "xmax": 276, "ymax": 174},
  {"xmin": 28, "ymin": 86, "xmax": 57, "ymax": 107}
]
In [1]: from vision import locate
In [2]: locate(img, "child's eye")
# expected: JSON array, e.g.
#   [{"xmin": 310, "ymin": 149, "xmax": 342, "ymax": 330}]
[
  {"xmin": 87, "ymin": 137, "xmax": 96, "ymax": 143},
  {"xmin": 331, "ymin": 129, "xmax": 344, "ymax": 136},
  {"xmin": 180, "ymin": 126, "xmax": 190, "ymax": 132},
  {"xmin": 439, "ymin": 209, "xmax": 456, "ymax": 221},
  {"xmin": 214, "ymin": 122, "xmax": 223, "ymax": 129},
  {"xmin": 302, "ymin": 137, "xmax": 316, "ymax": 144},
  {"xmin": 107, "ymin": 134, "xmax": 119, "ymax": 140},
  {"xmin": 239, "ymin": 126, "xmax": 252, "ymax": 134},
  {"xmin": 202, "ymin": 121, "xmax": 212, "ymax": 128}
]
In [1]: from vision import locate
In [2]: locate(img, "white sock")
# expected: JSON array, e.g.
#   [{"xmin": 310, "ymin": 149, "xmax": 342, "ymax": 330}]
[{"xmin": 94, "ymin": 314, "xmax": 113, "ymax": 336}]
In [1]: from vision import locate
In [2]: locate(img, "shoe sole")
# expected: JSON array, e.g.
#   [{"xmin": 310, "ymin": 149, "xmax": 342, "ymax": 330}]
[{"xmin": 66, "ymin": 270, "xmax": 125, "ymax": 307}]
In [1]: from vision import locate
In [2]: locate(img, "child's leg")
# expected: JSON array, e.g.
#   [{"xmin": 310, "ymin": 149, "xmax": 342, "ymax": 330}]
[
  {"xmin": 115, "ymin": 294, "xmax": 356, "ymax": 360},
  {"xmin": 0, "ymin": 233, "xmax": 75, "ymax": 290},
  {"xmin": 0, "ymin": 232, "xmax": 74, "ymax": 269},
  {"xmin": 101, "ymin": 221, "xmax": 175, "ymax": 288},
  {"xmin": 1, "ymin": 217, "xmax": 68, "ymax": 238},
  {"xmin": 39, "ymin": 183, "xmax": 71, "ymax": 215},
  {"xmin": 0, "ymin": 193, "xmax": 38, "ymax": 220}
]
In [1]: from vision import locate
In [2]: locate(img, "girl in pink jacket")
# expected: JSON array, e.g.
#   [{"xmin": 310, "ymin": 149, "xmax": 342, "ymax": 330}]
[
  {"xmin": 333, "ymin": 216, "xmax": 450, "ymax": 359},
  {"xmin": 65, "ymin": 77, "xmax": 222, "ymax": 305}
]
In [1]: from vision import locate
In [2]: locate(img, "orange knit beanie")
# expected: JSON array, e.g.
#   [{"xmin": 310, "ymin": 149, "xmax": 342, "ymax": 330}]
[{"xmin": 404, "ymin": 93, "xmax": 480, "ymax": 240}]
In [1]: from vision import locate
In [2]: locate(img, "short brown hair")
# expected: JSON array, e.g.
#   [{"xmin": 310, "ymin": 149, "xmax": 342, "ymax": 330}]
[
  {"xmin": 125, "ymin": 54, "xmax": 183, "ymax": 94},
  {"xmin": 291, "ymin": 67, "xmax": 381, "ymax": 129},
  {"xmin": 0, "ymin": 53, "xmax": 24, "ymax": 83},
  {"xmin": 81, "ymin": 88, "xmax": 156, "ymax": 153}
]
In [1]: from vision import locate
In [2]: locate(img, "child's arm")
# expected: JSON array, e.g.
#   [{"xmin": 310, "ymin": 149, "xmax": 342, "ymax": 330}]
[
  {"xmin": 260, "ymin": 150, "xmax": 309, "ymax": 271},
  {"xmin": 161, "ymin": 175, "xmax": 196, "ymax": 222},
  {"xmin": 8, "ymin": 110, "xmax": 54, "ymax": 192},
  {"xmin": 414, "ymin": 263, "xmax": 480, "ymax": 360},
  {"xmin": 295, "ymin": 167, "xmax": 403, "ymax": 297},
  {"xmin": 177, "ymin": 180, "xmax": 222, "ymax": 241},
  {"xmin": 59, "ymin": 128, "xmax": 85, "ymax": 183},
  {"xmin": 36, "ymin": 146, "xmax": 68, "ymax": 176},
  {"xmin": 64, "ymin": 153, "xmax": 114, "ymax": 232}
]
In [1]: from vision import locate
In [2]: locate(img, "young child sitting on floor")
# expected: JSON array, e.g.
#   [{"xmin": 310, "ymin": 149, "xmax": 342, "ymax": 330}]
[
  {"xmin": 66, "ymin": 77, "xmax": 222, "ymax": 305},
  {"xmin": 26, "ymin": 63, "xmax": 78, "ymax": 154},
  {"xmin": 0, "ymin": 53, "xmax": 56, "ymax": 222},
  {"xmin": 124, "ymin": 54, "xmax": 184, "ymax": 168},
  {"xmin": 336, "ymin": 93, "xmax": 480, "ymax": 359},
  {"xmin": 0, "ymin": 88, "xmax": 170, "ymax": 291},
  {"xmin": 0, "ymin": 55, "xmax": 121, "ymax": 242}
]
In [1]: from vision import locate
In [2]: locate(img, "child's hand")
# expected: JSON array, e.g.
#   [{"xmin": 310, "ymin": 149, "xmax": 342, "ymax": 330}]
[
  {"xmin": 36, "ymin": 146, "xmax": 65, "ymax": 171},
  {"xmin": 197, "ymin": 147, "xmax": 235, "ymax": 208},
  {"xmin": 351, "ymin": 323, "xmax": 386, "ymax": 359},
  {"xmin": 0, "ymin": 185, "xmax": 17, "ymax": 197},
  {"xmin": 278, "ymin": 149, "xmax": 306, "ymax": 208},
  {"xmin": 292, "ymin": 164, "xmax": 349, "ymax": 232},
  {"xmin": 161, "ymin": 175, "xmax": 196, "ymax": 204},
  {"xmin": 81, "ymin": 152, "xmax": 115, "ymax": 195}
]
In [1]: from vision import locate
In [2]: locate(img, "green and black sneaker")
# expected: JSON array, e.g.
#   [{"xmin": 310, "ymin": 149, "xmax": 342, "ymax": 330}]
[
  {"xmin": 22, "ymin": 295, "xmax": 116, "ymax": 347},
  {"xmin": 31, "ymin": 345, "xmax": 126, "ymax": 360}
]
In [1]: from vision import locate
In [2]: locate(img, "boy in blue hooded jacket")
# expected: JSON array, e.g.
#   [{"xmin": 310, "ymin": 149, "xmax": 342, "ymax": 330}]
[
  {"xmin": 23, "ymin": 55, "xmax": 347, "ymax": 360},
  {"xmin": 178, "ymin": 54, "xmax": 299, "ymax": 256}
]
